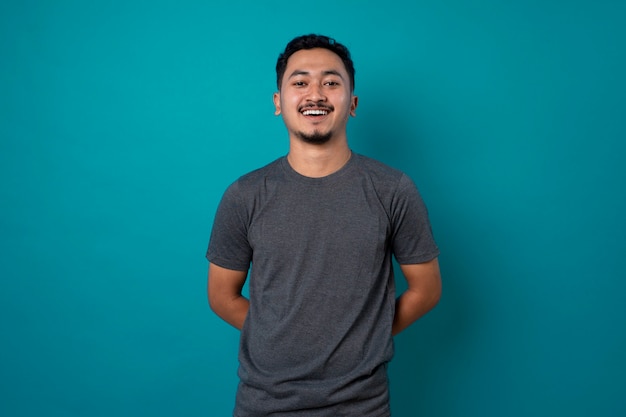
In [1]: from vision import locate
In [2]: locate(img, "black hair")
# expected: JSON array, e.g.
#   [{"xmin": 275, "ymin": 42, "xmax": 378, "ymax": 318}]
[{"xmin": 275, "ymin": 34, "xmax": 355, "ymax": 91}]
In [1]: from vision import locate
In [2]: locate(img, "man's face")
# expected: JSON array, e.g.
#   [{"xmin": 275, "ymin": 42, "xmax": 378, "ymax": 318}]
[{"xmin": 274, "ymin": 48, "xmax": 358, "ymax": 145}]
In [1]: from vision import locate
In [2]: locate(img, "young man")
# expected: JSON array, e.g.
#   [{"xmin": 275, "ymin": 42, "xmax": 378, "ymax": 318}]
[{"xmin": 207, "ymin": 34, "xmax": 441, "ymax": 417}]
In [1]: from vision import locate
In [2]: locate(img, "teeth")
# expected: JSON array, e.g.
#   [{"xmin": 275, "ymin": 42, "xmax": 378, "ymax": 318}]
[{"xmin": 302, "ymin": 109, "xmax": 328, "ymax": 116}]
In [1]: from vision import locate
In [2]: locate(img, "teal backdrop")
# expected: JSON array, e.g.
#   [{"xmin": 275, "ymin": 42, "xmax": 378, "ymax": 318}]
[{"xmin": 1, "ymin": 1, "xmax": 625, "ymax": 416}]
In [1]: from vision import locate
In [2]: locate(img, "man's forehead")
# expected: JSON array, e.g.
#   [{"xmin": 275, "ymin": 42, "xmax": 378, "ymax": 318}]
[{"xmin": 285, "ymin": 48, "xmax": 346, "ymax": 73}]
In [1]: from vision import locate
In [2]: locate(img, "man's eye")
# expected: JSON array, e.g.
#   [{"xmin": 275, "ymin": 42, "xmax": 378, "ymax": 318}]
[
  {"xmin": 294, "ymin": 81, "xmax": 306, "ymax": 87},
  {"xmin": 324, "ymin": 81, "xmax": 339, "ymax": 86}
]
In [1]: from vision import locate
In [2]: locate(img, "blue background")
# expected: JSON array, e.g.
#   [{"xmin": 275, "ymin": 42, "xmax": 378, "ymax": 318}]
[{"xmin": 1, "ymin": 1, "xmax": 625, "ymax": 416}]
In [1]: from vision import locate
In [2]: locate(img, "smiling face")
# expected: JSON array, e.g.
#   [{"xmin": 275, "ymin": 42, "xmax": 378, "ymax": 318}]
[{"xmin": 273, "ymin": 48, "xmax": 358, "ymax": 145}]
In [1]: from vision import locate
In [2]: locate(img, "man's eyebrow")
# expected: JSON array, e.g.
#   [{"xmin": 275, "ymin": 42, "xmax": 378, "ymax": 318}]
[
  {"xmin": 322, "ymin": 70, "xmax": 343, "ymax": 77},
  {"xmin": 288, "ymin": 70, "xmax": 310, "ymax": 79},
  {"xmin": 287, "ymin": 69, "xmax": 345, "ymax": 79}
]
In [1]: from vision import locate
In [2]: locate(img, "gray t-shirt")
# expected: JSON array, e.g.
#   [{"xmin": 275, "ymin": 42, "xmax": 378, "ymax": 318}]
[{"xmin": 207, "ymin": 153, "xmax": 439, "ymax": 417}]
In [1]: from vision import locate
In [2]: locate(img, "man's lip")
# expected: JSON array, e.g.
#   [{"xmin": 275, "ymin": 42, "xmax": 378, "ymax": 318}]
[
  {"xmin": 301, "ymin": 109, "xmax": 330, "ymax": 116},
  {"xmin": 299, "ymin": 106, "xmax": 333, "ymax": 115}
]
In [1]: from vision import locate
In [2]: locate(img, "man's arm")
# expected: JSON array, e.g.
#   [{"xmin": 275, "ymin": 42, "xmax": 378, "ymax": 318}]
[
  {"xmin": 207, "ymin": 262, "xmax": 249, "ymax": 330},
  {"xmin": 392, "ymin": 257, "xmax": 442, "ymax": 336}
]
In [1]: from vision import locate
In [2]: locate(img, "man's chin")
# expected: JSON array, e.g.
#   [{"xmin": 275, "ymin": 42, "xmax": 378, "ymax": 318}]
[{"xmin": 296, "ymin": 130, "xmax": 333, "ymax": 145}]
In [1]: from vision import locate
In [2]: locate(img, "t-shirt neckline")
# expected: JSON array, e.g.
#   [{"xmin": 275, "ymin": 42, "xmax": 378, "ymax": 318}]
[{"xmin": 280, "ymin": 152, "xmax": 357, "ymax": 185}]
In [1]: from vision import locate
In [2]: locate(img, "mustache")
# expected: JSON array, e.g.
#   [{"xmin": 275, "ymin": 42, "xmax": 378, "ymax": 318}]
[{"xmin": 298, "ymin": 102, "xmax": 334, "ymax": 112}]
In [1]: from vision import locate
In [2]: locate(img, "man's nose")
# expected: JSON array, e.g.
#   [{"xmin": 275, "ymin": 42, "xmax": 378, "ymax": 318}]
[{"xmin": 307, "ymin": 83, "xmax": 327, "ymax": 102}]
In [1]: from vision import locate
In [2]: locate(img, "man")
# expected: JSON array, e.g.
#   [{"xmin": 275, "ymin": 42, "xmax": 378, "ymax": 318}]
[{"xmin": 207, "ymin": 34, "xmax": 441, "ymax": 417}]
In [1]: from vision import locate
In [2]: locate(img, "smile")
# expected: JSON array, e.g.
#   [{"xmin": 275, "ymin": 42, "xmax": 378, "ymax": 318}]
[{"xmin": 301, "ymin": 109, "xmax": 329, "ymax": 116}]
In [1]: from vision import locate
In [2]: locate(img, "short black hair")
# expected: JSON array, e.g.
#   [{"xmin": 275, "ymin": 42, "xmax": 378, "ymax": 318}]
[{"xmin": 276, "ymin": 34, "xmax": 355, "ymax": 91}]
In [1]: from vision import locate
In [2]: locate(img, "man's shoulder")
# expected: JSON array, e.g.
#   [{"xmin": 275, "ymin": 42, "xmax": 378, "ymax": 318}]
[
  {"xmin": 353, "ymin": 153, "xmax": 407, "ymax": 185},
  {"xmin": 232, "ymin": 156, "xmax": 285, "ymax": 188}
]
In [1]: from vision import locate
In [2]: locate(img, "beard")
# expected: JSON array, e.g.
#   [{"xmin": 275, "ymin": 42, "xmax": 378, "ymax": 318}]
[{"xmin": 295, "ymin": 129, "xmax": 333, "ymax": 145}]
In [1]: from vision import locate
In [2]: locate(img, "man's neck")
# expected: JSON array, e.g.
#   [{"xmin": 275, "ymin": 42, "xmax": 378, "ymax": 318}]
[{"xmin": 286, "ymin": 137, "xmax": 352, "ymax": 178}]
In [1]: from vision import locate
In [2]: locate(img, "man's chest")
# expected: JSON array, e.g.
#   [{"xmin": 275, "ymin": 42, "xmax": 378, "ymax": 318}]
[{"xmin": 247, "ymin": 183, "xmax": 391, "ymax": 261}]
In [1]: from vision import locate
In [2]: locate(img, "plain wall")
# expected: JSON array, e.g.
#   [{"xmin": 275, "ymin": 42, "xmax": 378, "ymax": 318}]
[{"xmin": 1, "ymin": 1, "xmax": 624, "ymax": 416}]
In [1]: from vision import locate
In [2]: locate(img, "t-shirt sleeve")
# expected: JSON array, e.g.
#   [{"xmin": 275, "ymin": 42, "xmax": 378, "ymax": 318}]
[
  {"xmin": 206, "ymin": 181, "xmax": 252, "ymax": 271},
  {"xmin": 390, "ymin": 174, "xmax": 440, "ymax": 264}
]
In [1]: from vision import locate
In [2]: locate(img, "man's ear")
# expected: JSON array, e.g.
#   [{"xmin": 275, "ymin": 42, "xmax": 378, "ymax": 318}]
[
  {"xmin": 273, "ymin": 92, "xmax": 281, "ymax": 115},
  {"xmin": 350, "ymin": 95, "xmax": 358, "ymax": 117}
]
